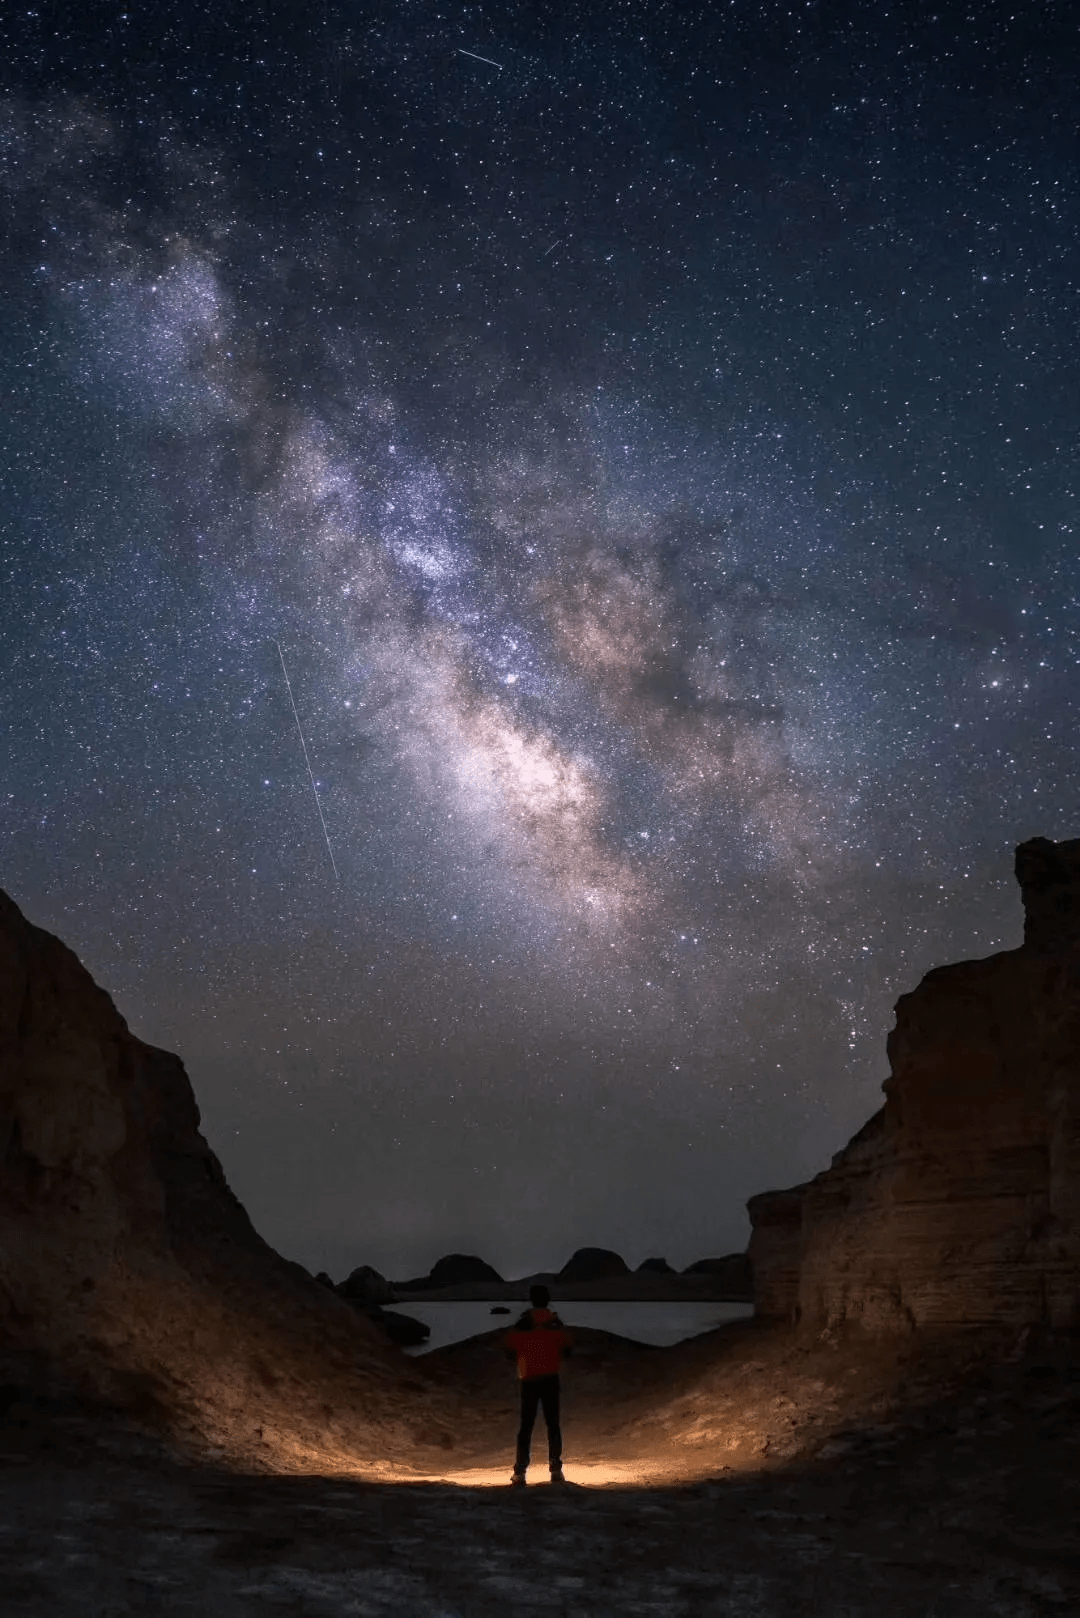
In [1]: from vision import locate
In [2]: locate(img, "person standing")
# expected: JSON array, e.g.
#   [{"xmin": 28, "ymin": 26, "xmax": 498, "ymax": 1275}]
[{"xmin": 503, "ymin": 1283, "xmax": 574, "ymax": 1486}]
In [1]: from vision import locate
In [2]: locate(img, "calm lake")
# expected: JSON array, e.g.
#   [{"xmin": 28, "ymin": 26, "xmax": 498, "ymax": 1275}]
[{"xmin": 386, "ymin": 1300, "xmax": 754, "ymax": 1354}]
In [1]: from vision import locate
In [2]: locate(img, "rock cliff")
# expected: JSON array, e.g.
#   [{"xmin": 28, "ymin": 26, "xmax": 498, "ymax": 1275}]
[
  {"xmin": 0, "ymin": 888, "xmax": 451, "ymax": 1468},
  {"xmin": 748, "ymin": 838, "xmax": 1080, "ymax": 1335}
]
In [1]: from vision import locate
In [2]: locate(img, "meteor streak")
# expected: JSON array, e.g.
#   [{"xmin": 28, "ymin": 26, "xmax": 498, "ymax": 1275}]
[
  {"xmin": 457, "ymin": 48, "xmax": 503, "ymax": 69},
  {"xmin": 276, "ymin": 641, "xmax": 340, "ymax": 881}
]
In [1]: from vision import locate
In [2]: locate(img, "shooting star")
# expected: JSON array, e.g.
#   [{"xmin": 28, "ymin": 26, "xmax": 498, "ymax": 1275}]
[
  {"xmin": 276, "ymin": 641, "xmax": 340, "ymax": 881},
  {"xmin": 457, "ymin": 47, "xmax": 503, "ymax": 69}
]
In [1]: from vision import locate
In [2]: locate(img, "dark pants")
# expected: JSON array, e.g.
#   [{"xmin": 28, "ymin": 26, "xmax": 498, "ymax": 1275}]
[{"xmin": 514, "ymin": 1373, "xmax": 562, "ymax": 1473}]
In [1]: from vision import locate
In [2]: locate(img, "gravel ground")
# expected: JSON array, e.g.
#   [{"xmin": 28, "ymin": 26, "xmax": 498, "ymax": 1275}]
[{"xmin": 2, "ymin": 1326, "xmax": 1078, "ymax": 1616}]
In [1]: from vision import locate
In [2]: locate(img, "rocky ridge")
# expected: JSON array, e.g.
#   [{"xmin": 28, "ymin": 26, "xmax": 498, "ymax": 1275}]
[{"xmin": 383, "ymin": 1249, "xmax": 753, "ymax": 1301}]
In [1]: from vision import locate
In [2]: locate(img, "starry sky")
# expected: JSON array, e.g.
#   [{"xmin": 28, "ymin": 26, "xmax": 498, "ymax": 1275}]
[{"xmin": 2, "ymin": 2, "xmax": 1078, "ymax": 1282}]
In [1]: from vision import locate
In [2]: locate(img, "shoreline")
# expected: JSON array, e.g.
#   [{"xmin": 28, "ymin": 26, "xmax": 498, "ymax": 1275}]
[{"xmin": 390, "ymin": 1278, "xmax": 754, "ymax": 1304}]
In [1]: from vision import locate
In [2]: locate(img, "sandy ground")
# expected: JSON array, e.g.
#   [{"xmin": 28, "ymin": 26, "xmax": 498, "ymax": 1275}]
[{"xmin": 3, "ymin": 1321, "xmax": 1079, "ymax": 1616}]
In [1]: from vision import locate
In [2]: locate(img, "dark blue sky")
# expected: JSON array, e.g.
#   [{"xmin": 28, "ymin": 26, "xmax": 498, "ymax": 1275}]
[{"xmin": 2, "ymin": 1, "xmax": 1077, "ymax": 1278}]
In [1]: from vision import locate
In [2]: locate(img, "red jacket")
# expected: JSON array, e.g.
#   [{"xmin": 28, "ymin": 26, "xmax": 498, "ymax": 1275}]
[{"xmin": 504, "ymin": 1307, "xmax": 574, "ymax": 1380}]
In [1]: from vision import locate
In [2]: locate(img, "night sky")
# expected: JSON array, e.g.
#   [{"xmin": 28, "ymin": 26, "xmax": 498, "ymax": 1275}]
[{"xmin": 2, "ymin": 2, "xmax": 1077, "ymax": 1281}]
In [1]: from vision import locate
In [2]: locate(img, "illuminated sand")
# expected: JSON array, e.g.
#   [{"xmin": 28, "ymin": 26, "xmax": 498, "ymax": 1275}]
[
  {"xmin": 376, "ymin": 1461, "xmax": 678, "ymax": 1488},
  {"xmin": 4, "ymin": 1343, "xmax": 1078, "ymax": 1618}
]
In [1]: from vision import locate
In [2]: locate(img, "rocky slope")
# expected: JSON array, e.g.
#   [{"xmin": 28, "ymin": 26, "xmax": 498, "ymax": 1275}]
[
  {"xmin": 0, "ymin": 888, "xmax": 454, "ymax": 1470},
  {"xmin": 749, "ymin": 837, "xmax": 1080, "ymax": 1334}
]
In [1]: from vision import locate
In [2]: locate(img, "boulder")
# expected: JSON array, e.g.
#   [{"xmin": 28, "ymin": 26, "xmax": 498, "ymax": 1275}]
[
  {"xmin": 748, "ymin": 838, "xmax": 1080, "ymax": 1336},
  {"xmin": 636, "ymin": 1257, "xmax": 675, "ymax": 1274},
  {"xmin": 0, "ymin": 886, "xmax": 451, "ymax": 1465},
  {"xmin": 558, "ymin": 1247, "xmax": 630, "ymax": 1283}
]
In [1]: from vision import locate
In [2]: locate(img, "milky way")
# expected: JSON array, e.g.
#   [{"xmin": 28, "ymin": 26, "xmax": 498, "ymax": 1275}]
[{"xmin": 2, "ymin": 3, "xmax": 1077, "ymax": 1278}]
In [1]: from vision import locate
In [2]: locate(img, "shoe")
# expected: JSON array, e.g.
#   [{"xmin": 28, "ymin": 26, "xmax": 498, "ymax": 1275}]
[
  {"xmin": 510, "ymin": 1472, "xmax": 527, "ymax": 1487},
  {"xmin": 549, "ymin": 1467, "xmax": 566, "ymax": 1484}
]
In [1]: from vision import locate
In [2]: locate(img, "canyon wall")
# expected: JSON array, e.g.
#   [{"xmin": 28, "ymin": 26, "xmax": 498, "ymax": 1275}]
[
  {"xmin": 0, "ymin": 887, "xmax": 451, "ymax": 1467},
  {"xmin": 749, "ymin": 837, "xmax": 1080, "ymax": 1335}
]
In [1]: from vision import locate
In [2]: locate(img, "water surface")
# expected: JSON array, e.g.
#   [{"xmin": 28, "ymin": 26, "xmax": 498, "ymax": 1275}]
[{"xmin": 386, "ymin": 1299, "xmax": 753, "ymax": 1354}]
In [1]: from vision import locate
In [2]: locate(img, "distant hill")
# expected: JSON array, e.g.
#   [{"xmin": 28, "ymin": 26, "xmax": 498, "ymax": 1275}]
[
  {"xmin": 389, "ymin": 1246, "xmax": 753, "ymax": 1301},
  {"xmin": 558, "ymin": 1247, "xmax": 630, "ymax": 1283},
  {"xmin": 394, "ymin": 1253, "xmax": 504, "ymax": 1291}
]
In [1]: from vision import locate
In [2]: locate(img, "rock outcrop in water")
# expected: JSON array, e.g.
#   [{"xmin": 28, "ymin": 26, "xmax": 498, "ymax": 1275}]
[
  {"xmin": 395, "ymin": 1253, "xmax": 505, "ymax": 1291},
  {"xmin": 749, "ymin": 838, "xmax": 1080, "ymax": 1335},
  {"xmin": 0, "ymin": 888, "xmax": 450, "ymax": 1466},
  {"xmin": 558, "ymin": 1247, "xmax": 630, "ymax": 1282},
  {"xmin": 333, "ymin": 1267, "xmax": 430, "ymax": 1347}
]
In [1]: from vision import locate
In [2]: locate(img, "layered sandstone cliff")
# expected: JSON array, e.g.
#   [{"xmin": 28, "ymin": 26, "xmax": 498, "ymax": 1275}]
[
  {"xmin": 0, "ymin": 888, "xmax": 451, "ymax": 1468},
  {"xmin": 749, "ymin": 838, "xmax": 1080, "ymax": 1334}
]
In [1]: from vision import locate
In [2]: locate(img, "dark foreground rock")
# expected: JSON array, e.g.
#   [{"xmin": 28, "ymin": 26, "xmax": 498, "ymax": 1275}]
[
  {"xmin": 749, "ymin": 837, "xmax": 1080, "ymax": 1334},
  {"xmin": 363, "ymin": 1306, "xmax": 431, "ymax": 1348}
]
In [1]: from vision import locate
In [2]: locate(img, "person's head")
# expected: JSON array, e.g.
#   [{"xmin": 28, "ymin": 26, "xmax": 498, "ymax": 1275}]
[{"xmin": 529, "ymin": 1283, "xmax": 550, "ymax": 1309}]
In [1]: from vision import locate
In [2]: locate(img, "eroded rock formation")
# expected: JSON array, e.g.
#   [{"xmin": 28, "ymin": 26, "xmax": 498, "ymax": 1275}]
[
  {"xmin": 558, "ymin": 1247, "xmax": 630, "ymax": 1282},
  {"xmin": 338, "ymin": 1264, "xmax": 398, "ymax": 1304},
  {"xmin": 749, "ymin": 838, "xmax": 1080, "ymax": 1334},
  {"xmin": 396, "ymin": 1253, "xmax": 504, "ymax": 1291},
  {"xmin": 0, "ymin": 888, "xmax": 452, "ymax": 1467}
]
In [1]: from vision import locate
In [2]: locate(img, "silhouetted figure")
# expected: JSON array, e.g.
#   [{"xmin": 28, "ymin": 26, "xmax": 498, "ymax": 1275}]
[{"xmin": 503, "ymin": 1283, "xmax": 574, "ymax": 1486}]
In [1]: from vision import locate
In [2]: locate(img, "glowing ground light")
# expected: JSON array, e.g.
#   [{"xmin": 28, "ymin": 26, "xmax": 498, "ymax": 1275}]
[{"xmin": 367, "ymin": 1462, "xmax": 691, "ymax": 1488}]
